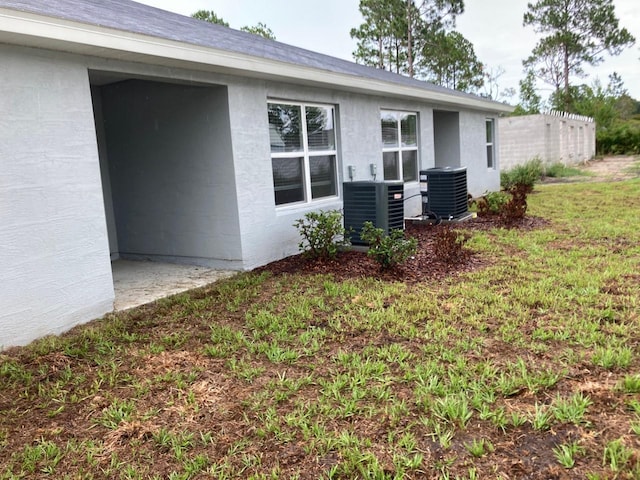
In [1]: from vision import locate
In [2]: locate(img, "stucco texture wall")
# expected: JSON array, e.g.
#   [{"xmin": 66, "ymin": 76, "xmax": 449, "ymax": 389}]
[
  {"xmin": 460, "ymin": 111, "xmax": 501, "ymax": 196},
  {"xmin": 0, "ymin": 46, "xmax": 114, "ymax": 348},
  {"xmin": 228, "ymin": 80, "xmax": 499, "ymax": 268},
  {"xmin": 227, "ymin": 82, "xmax": 430, "ymax": 269}
]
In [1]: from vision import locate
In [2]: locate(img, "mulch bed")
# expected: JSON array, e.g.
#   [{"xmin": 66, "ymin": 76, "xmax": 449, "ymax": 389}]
[{"xmin": 257, "ymin": 214, "xmax": 549, "ymax": 284}]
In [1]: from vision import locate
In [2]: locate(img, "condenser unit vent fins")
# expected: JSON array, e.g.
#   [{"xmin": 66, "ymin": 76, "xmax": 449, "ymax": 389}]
[
  {"xmin": 422, "ymin": 167, "xmax": 468, "ymax": 219},
  {"xmin": 343, "ymin": 181, "xmax": 404, "ymax": 246}
]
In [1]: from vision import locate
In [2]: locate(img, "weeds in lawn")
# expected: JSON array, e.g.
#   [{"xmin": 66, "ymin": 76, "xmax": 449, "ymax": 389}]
[
  {"xmin": 627, "ymin": 398, "xmax": 640, "ymax": 415},
  {"xmin": 227, "ymin": 357, "xmax": 265, "ymax": 382},
  {"xmin": 544, "ymin": 162, "xmax": 586, "ymax": 178},
  {"xmin": 426, "ymin": 419, "xmax": 455, "ymax": 449},
  {"xmin": 19, "ymin": 438, "xmax": 64, "ymax": 474},
  {"xmin": 465, "ymin": 438, "xmax": 494, "ymax": 457},
  {"xmin": 592, "ymin": 344, "xmax": 633, "ymax": 369},
  {"xmin": 553, "ymin": 441, "xmax": 584, "ymax": 468},
  {"xmin": 623, "ymin": 157, "xmax": 640, "ymax": 176},
  {"xmin": 432, "ymin": 394, "xmax": 473, "ymax": 428},
  {"xmin": 530, "ymin": 403, "xmax": 553, "ymax": 431},
  {"xmin": 552, "ymin": 392, "xmax": 592, "ymax": 424},
  {"xmin": 154, "ymin": 429, "xmax": 195, "ymax": 461},
  {"xmin": 95, "ymin": 399, "xmax": 136, "ymax": 429},
  {"xmin": 603, "ymin": 438, "xmax": 633, "ymax": 472}
]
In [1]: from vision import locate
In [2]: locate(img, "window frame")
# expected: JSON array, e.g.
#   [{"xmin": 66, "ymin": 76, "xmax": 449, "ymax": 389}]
[
  {"xmin": 486, "ymin": 118, "xmax": 496, "ymax": 169},
  {"xmin": 268, "ymin": 100, "xmax": 339, "ymax": 207},
  {"xmin": 380, "ymin": 110, "xmax": 419, "ymax": 182}
]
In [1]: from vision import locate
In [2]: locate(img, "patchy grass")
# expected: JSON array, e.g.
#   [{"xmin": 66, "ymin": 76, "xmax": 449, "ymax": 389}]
[
  {"xmin": 624, "ymin": 157, "xmax": 640, "ymax": 176},
  {"xmin": 544, "ymin": 162, "xmax": 589, "ymax": 178},
  {"xmin": 1, "ymin": 179, "xmax": 640, "ymax": 479}
]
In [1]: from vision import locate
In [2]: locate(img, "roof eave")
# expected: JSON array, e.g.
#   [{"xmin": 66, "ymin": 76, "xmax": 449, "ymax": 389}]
[{"xmin": 0, "ymin": 8, "xmax": 514, "ymax": 114}]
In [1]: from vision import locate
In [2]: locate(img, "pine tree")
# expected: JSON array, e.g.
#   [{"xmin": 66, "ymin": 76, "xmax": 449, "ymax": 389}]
[{"xmin": 523, "ymin": 0, "xmax": 635, "ymax": 111}]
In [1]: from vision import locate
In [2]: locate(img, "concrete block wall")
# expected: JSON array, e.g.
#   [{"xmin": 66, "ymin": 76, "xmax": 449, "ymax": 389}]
[{"xmin": 499, "ymin": 113, "xmax": 596, "ymax": 170}]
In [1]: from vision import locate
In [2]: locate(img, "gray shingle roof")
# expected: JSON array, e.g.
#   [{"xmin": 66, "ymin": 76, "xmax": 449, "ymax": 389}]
[{"xmin": 0, "ymin": 0, "xmax": 505, "ymax": 107}]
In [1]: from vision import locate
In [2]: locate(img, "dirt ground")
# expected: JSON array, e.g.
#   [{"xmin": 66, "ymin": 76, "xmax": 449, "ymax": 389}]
[{"xmin": 555, "ymin": 155, "xmax": 639, "ymax": 182}]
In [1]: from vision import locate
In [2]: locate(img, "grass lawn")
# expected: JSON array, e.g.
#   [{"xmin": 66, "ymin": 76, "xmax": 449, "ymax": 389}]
[{"xmin": 1, "ymin": 179, "xmax": 640, "ymax": 479}]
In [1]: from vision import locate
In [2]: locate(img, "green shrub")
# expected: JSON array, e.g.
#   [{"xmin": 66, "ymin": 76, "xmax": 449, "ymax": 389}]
[
  {"xmin": 360, "ymin": 222, "xmax": 417, "ymax": 269},
  {"xmin": 501, "ymin": 158, "xmax": 544, "ymax": 190},
  {"xmin": 486, "ymin": 191, "xmax": 510, "ymax": 212},
  {"xmin": 471, "ymin": 191, "xmax": 510, "ymax": 216},
  {"xmin": 293, "ymin": 210, "xmax": 351, "ymax": 259},
  {"xmin": 597, "ymin": 120, "xmax": 640, "ymax": 155}
]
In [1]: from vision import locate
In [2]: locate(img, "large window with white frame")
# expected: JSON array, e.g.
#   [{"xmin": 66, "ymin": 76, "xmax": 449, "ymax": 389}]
[
  {"xmin": 268, "ymin": 102, "xmax": 338, "ymax": 206},
  {"xmin": 381, "ymin": 111, "xmax": 419, "ymax": 182},
  {"xmin": 486, "ymin": 118, "xmax": 495, "ymax": 169}
]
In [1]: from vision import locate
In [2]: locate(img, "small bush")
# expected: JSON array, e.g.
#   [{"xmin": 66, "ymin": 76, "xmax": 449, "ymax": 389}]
[
  {"xmin": 360, "ymin": 222, "xmax": 417, "ymax": 269},
  {"xmin": 433, "ymin": 226, "xmax": 471, "ymax": 263},
  {"xmin": 293, "ymin": 210, "xmax": 351, "ymax": 259},
  {"xmin": 471, "ymin": 191, "xmax": 510, "ymax": 216},
  {"xmin": 499, "ymin": 158, "xmax": 542, "ymax": 225},
  {"xmin": 501, "ymin": 158, "xmax": 543, "ymax": 191},
  {"xmin": 501, "ymin": 183, "xmax": 531, "ymax": 224}
]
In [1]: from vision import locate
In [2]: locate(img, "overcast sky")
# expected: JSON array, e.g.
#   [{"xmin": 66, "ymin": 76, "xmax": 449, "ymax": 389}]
[{"xmin": 135, "ymin": 0, "xmax": 640, "ymax": 103}]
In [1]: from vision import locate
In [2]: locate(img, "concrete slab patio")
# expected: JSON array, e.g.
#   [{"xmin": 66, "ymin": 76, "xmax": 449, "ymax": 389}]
[{"xmin": 111, "ymin": 260, "xmax": 237, "ymax": 311}]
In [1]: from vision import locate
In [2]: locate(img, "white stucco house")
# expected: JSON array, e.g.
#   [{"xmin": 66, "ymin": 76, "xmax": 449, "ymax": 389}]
[{"xmin": 0, "ymin": 0, "xmax": 512, "ymax": 348}]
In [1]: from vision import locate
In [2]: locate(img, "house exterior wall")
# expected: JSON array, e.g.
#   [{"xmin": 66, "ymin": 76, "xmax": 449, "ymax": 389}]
[
  {"xmin": 499, "ymin": 114, "xmax": 596, "ymax": 170},
  {"xmin": 97, "ymin": 80, "xmax": 242, "ymax": 269},
  {"xmin": 0, "ymin": 43, "xmax": 502, "ymax": 347},
  {"xmin": 227, "ymin": 80, "xmax": 433, "ymax": 268},
  {"xmin": 0, "ymin": 45, "xmax": 114, "ymax": 348},
  {"xmin": 461, "ymin": 110, "xmax": 501, "ymax": 196},
  {"xmin": 227, "ymin": 80, "xmax": 500, "ymax": 269}
]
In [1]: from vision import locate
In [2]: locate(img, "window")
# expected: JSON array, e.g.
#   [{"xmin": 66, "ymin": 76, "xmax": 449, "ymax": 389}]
[
  {"xmin": 268, "ymin": 102, "xmax": 338, "ymax": 206},
  {"xmin": 381, "ymin": 111, "xmax": 418, "ymax": 181},
  {"xmin": 486, "ymin": 118, "xmax": 495, "ymax": 169}
]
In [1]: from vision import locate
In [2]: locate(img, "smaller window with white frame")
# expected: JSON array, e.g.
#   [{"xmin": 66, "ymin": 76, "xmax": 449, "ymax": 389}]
[
  {"xmin": 381, "ymin": 111, "xmax": 419, "ymax": 182},
  {"xmin": 268, "ymin": 101, "xmax": 338, "ymax": 206},
  {"xmin": 486, "ymin": 118, "xmax": 495, "ymax": 169}
]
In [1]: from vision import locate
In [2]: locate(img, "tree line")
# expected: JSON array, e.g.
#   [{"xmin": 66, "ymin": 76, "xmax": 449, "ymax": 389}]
[{"xmin": 192, "ymin": 1, "xmax": 638, "ymax": 153}]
